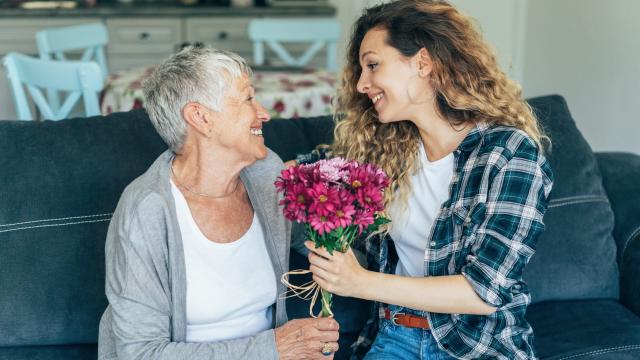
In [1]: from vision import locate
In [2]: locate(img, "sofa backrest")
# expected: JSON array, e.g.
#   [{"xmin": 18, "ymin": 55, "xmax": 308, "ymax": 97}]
[
  {"xmin": 0, "ymin": 110, "xmax": 166, "ymax": 347},
  {"xmin": 524, "ymin": 95, "xmax": 619, "ymax": 303},
  {"xmin": 0, "ymin": 94, "xmax": 619, "ymax": 348}
]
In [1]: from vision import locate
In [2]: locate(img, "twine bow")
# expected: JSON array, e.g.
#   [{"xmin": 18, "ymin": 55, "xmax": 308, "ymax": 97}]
[{"xmin": 280, "ymin": 269, "xmax": 334, "ymax": 318}]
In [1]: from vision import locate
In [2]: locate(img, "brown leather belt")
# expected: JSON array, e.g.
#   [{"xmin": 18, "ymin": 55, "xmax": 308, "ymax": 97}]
[{"xmin": 384, "ymin": 308, "xmax": 431, "ymax": 329}]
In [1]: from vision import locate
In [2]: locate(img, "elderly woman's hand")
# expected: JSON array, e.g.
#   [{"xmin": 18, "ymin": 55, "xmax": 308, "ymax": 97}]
[
  {"xmin": 274, "ymin": 317, "xmax": 339, "ymax": 359},
  {"xmin": 283, "ymin": 159, "xmax": 298, "ymax": 168}
]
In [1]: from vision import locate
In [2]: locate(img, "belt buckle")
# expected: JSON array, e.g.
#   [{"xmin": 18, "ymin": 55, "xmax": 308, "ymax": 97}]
[{"xmin": 390, "ymin": 311, "xmax": 404, "ymax": 326}]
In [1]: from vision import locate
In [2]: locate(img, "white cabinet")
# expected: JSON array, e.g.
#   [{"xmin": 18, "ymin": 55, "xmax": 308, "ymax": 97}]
[
  {"xmin": 0, "ymin": 18, "xmax": 101, "ymax": 56},
  {"xmin": 105, "ymin": 18, "xmax": 182, "ymax": 71},
  {"xmin": 185, "ymin": 17, "xmax": 252, "ymax": 59}
]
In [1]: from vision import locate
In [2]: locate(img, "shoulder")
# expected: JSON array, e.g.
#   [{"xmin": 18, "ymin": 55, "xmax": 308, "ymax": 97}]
[
  {"xmin": 245, "ymin": 148, "xmax": 284, "ymax": 184},
  {"xmin": 111, "ymin": 154, "xmax": 172, "ymax": 242},
  {"xmin": 474, "ymin": 125, "xmax": 553, "ymax": 188},
  {"xmin": 480, "ymin": 126, "xmax": 540, "ymax": 161}
]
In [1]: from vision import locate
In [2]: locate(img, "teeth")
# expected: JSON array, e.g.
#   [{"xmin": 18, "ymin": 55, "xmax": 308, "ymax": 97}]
[
  {"xmin": 372, "ymin": 93, "xmax": 383, "ymax": 104},
  {"xmin": 250, "ymin": 128, "xmax": 263, "ymax": 136}
]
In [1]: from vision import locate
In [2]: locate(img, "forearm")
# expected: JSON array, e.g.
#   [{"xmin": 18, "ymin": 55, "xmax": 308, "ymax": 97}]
[{"xmin": 356, "ymin": 271, "xmax": 496, "ymax": 315}]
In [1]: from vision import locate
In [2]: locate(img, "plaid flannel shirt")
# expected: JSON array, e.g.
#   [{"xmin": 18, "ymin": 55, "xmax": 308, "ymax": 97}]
[{"xmin": 300, "ymin": 123, "xmax": 554, "ymax": 359}]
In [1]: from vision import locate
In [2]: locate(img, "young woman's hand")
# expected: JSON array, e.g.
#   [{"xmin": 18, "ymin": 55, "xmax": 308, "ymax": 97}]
[{"xmin": 305, "ymin": 241, "xmax": 369, "ymax": 298}]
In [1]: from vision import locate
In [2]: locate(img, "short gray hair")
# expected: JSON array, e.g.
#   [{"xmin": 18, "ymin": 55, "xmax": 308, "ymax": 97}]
[{"xmin": 143, "ymin": 46, "xmax": 253, "ymax": 153}]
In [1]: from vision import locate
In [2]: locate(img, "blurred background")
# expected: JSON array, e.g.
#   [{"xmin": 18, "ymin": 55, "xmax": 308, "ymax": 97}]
[{"xmin": 1, "ymin": 0, "xmax": 638, "ymax": 154}]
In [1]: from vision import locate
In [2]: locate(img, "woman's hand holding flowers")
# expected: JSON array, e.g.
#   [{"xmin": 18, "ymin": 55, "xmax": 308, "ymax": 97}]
[{"xmin": 305, "ymin": 241, "xmax": 369, "ymax": 299}]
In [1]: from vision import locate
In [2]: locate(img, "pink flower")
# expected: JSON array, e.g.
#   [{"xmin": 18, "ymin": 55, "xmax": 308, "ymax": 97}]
[
  {"xmin": 353, "ymin": 208, "xmax": 375, "ymax": 233},
  {"xmin": 280, "ymin": 183, "xmax": 310, "ymax": 222},
  {"xmin": 309, "ymin": 213, "xmax": 336, "ymax": 235},
  {"xmin": 356, "ymin": 184, "xmax": 385, "ymax": 212},
  {"xmin": 275, "ymin": 157, "xmax": 390, "ymax": 240},
  {"xmin": 307, "ymin": 183, "xmax": 340, "ymax": 217},
  {"xmin": 333, "ymin": 203, "xmax": 355, "ymax": 228},
  {"xmin": 317, "ymin": 158, "xmax": 348, "ymax": 182},
  {"xmin": 275, "ymin": 166, "xmax": 300, "ymax": 190}
]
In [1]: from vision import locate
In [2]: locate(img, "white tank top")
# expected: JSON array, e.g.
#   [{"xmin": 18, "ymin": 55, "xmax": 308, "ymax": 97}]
[
  {"xmin": 170, "ymin": 180, "xmax": 277, "ymax": 343},
  {"xmin": 389, "ymin": 143, "xmax": 454, "ymax": 277}
]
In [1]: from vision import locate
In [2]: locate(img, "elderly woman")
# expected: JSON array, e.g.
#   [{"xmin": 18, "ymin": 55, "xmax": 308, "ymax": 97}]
[{"xmin": 97, "ymin": 46, "xmax": 339, "ymax": 360}]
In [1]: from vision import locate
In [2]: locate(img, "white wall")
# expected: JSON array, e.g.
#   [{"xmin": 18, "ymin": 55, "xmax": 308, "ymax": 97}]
[
  {"xmin": 332, "ymin": 0, "xmax": 526, "ymax": 82},
  {"xmin": 523, "ymin": 0, "xmax": 640, "ymax": 154},
  {"xmin": 449, "ymin": 0, "xmax": 526, "ymax": 84}
]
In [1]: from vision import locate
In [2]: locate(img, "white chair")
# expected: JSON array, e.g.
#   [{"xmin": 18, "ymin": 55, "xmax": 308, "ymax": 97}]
[
  {"xmin": 248, "ymin": 18, "xmax": 340, "ymax": 72},
  {"xmin": 3, "ymin": 52, "xmax": 104, "ymax": 121},
  {"xmin": 36, "ymin": 23, "xmax": 108, "ymax": 114},
  {"xmin": 36, "ymin": 22, "xmax": 109, "ymax": 78}
]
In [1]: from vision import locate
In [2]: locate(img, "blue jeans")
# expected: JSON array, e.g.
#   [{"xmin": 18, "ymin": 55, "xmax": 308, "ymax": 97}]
[{"xmin": 364, "ymin": 305, "xmax": 456, "ymax": 360}]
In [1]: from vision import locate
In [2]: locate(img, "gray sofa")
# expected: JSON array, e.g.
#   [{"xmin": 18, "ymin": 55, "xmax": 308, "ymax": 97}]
[{"xmin": 0, "ymin": 94, "xmax": 639, "ymax": 359}]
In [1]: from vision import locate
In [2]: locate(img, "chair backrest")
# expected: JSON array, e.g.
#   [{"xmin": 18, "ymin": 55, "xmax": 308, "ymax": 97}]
[
  {"xmin": 36, "ymin": 22, "xmax": 109, "ymax": 79},
  {"xmin": 248, "ymin": 18, "xmax": 340, "ymax": 72},
  {"xmin": 3, "ymin": 52, "xmax": 104, "ymax": 121}
]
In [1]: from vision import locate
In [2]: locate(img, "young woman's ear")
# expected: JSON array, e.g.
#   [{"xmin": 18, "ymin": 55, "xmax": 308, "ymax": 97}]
[
  {"xmin": 182, "ymin": 102, "xmax": 214, "ymax": 138},
  {"xmin": 416, "ymin": 48, "xmax": 434, "ymax": 78}
]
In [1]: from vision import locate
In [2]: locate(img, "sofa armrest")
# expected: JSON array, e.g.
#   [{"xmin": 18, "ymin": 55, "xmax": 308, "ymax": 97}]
[{"xmin": 595, "ymin": 152, "xmax": 640, "ymax": 316}]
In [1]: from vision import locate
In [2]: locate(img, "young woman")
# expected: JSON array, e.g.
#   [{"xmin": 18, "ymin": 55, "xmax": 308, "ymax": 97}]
[{"xmin": 303, "ymin": 1, "xmax": 554, "ymax": 359}]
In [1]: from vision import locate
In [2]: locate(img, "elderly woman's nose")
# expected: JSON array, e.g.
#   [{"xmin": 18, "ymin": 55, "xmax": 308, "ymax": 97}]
[{"xmin": 256, "ymin": 103, "xmax": 271, "ymax": 122}]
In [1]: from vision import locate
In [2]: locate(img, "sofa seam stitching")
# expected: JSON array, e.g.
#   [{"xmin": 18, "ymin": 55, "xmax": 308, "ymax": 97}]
[
  {"xmin": 0, "ymin": 213, "xmax": 113, "ymax": 228},
  {"xmin": 622, "ymin": 226, "xmax": 640, "ymax": 256},
  {"xmin": 556, "ymin": 344, "xmax": 640, "ymax": 360},
  {"xmin": 549, "ymin": 194, "xmax": 606, "ymax": 203},
  {"xmin": 0, "ymin": 218, "xmax": 112, "ymax": 234},
  {"xmin": 548, "ymin": 196, "xmax": 609, "ymax": 208}
]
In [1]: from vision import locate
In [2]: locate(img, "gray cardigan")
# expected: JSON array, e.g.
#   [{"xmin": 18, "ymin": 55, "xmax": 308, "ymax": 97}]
[{"xmin": 98, "ymin": 150, "xmax": 291, "ymax": 360}]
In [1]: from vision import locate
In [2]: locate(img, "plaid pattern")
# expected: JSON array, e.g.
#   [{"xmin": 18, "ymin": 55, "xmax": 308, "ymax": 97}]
[
  {"xmin": 299, "ymin": 123, "xmax": 554, "ymax": 359},
  {"xmin": 348, "ymin": 123, "xmax": 554, "ymax": 359}
]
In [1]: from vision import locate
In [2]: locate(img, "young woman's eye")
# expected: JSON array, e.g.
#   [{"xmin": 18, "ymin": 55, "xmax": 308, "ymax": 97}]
[
  {"xmin": 247, "ymin": 96, "xmax": 254, "ymax": 102},
  {"xmin": 367, "ymin": 63, "xmax": 378, "ymax": 70}
]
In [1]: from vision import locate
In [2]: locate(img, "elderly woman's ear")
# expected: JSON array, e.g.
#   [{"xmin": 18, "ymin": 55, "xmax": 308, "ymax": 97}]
[{"xmin": 182, "ymin": 102, "xmax": 214, "ymax": 138}]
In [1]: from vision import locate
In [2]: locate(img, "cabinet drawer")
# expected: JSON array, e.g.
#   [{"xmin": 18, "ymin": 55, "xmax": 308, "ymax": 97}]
[
  {"xmin": 185, "ymin": 17, "xmax": 252, "ymax": 55},
  {"xmin": 106, "ymin": 18, "xmax": 182, "ymax": 55},
  {"xmin": 0, "ymin": 18, "xmax": 101, "ymax": 56}
]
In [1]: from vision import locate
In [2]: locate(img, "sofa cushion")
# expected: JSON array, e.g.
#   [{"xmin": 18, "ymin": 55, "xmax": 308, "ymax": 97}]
[
  {"xmin": 527, "ymin": 299, "xmax": 640, "ymax": 359},
  {"xmin": 263, "ymin": 115, "xmax": 335, "ymax": 162},
  {"xmin": 0, "ymin": 110, "xmax": 166, "ymax": 346},
  {"xmin": 524, "ymin": 95, "xmax": 619, "ymax": 303},
  {"xmin": 0, "ymin": 344, "xmax": 97, "ymax": 360}
]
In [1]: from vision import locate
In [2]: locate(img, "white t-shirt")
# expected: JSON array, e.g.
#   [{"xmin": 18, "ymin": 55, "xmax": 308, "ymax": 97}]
[
  {"xmin": 389, "ymin": 144, "xmax": 454, "ymax": 277},
  {"xmin": 170, "ymin": 181, "xmax": 277, "ymax": 343}
]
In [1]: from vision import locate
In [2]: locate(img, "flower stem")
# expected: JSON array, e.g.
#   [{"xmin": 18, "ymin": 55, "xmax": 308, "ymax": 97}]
[{"xmin": 321, "ymin": 288, "xmax": 333, "ymax": 317}]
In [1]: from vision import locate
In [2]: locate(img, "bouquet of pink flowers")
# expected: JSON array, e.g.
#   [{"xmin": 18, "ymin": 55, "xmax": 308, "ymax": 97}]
[{"xmin": 275, "ymin": 157, "xmax": 390, "ymax": 317}]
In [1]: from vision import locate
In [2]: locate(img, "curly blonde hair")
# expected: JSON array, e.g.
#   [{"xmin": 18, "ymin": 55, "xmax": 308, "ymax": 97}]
[{"xmin": 332, "ymin": 0, "xmax": 547, "ymax": 215}]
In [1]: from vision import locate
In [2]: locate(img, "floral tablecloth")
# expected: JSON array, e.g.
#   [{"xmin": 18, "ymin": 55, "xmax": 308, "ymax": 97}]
[{"xmin": 100, "ymin": 66, "xmax": 337, "ymax": 119}]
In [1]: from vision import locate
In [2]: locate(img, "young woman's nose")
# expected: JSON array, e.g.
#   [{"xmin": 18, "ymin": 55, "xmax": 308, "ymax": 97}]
[{"xmin": 357, "ymin": 72, "xmax": 371, "ymax": 94}]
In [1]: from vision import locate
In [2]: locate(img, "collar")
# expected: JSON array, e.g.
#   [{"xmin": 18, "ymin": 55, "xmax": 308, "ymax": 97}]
[{"xmin": 457, "ymin": 122, "xmax": 490, "ymax": 152}]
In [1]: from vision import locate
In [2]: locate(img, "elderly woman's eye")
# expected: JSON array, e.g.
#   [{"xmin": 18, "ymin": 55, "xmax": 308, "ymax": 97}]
[{"xmin": 247, "ymin": 96, "xmax": 254, "ymax": 102}]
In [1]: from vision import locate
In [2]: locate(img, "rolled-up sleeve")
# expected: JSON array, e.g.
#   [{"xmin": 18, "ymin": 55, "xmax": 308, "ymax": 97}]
[{"xmin": 461, "ymin": 144, "xmax": 553, "ymax": 308}]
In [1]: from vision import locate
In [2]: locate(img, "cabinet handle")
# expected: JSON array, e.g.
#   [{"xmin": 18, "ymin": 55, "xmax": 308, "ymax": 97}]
[
  {"xmin": 217, "ymin": 31, "xmax": 228, "ymax": 40},
  {"xmin": 139, "ymin": 32, "xmax": 150, "ymax": 40}
]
